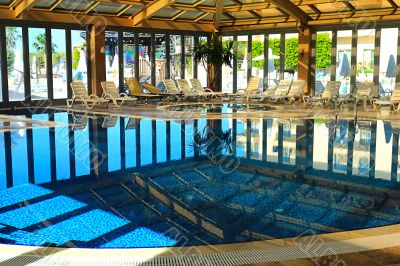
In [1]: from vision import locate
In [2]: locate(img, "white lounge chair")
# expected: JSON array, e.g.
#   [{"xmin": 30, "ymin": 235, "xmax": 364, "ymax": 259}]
[
  {"xmin": 270, "ymin": 80, "xmax": 305, "ymax": 103},
  {"xmin": 101, "ymin": 81, "xmax": 137, "ymax": 107},
  {"xmin": 190, "ymin": 78, "xmax": 225, "ymax": 99},
  {"xmin": 164, "ymin": 79, "xmax": 196, "ymax": 101},
  {"xmin": 305, "ymin": 81, "xmax": 341, "ymax": 106},
  {"xmin": 374, "ymin": 84, "xmax": 400, "ymax": 110},
  {"xmin": 251, "ymin": 79, "xmax": 292, "ymax": 102},
  {"xmin": 67, "ymin": 81, "xmax": 109, "ymax": 109},
  {"xmin": 226, "ymin": 76, "xmax": 261, "ymax": 101}
]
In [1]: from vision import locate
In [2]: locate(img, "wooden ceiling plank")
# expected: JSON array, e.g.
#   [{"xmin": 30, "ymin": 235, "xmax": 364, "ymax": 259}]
[
  {"xmin": 131, "ymin": 0, "xmax": 176, "ymax": 26},
  {"xmin": 268, "ymin": 0, "xmax": 310, "ymax": 25},
  {"xmin": 14, "ymin": 0, "xmax": 39, "ymax": 18}
]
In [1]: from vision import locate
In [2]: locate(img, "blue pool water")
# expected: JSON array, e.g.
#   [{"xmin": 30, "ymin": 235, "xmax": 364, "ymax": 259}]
[{"xmin": 0, "ymin": 111, "xmax": 400, "ymax": 248}]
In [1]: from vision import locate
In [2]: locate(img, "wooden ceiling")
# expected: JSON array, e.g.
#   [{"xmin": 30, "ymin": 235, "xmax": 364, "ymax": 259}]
[{"xmin": 0, "ymin": 0, "xmax": 400, "ymax": 32}]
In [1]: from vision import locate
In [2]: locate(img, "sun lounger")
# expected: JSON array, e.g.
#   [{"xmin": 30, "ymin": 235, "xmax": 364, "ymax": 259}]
[
  {"xmin": 101, "ymin": 81, "xmax": 137, "ymax": 107},
  {"xmin": 67, "ymin": 80, "xmax": 109, "ymax": 109}
]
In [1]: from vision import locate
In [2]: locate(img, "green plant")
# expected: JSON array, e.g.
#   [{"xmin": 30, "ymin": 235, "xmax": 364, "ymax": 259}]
[
  {"xmin": 193, "ymin": 33, "xmax": 236, "ymax": 90},
  {"xmin": 316, "ymin": 33, "xmax": 332, "ymax": 68},
  {"xmin": 285, "ymin": 37, "xmax": 298, "ymax": 70},
  {"xmin": 251, "ymin": 40, "xmax": 264, "ymax": 69}
]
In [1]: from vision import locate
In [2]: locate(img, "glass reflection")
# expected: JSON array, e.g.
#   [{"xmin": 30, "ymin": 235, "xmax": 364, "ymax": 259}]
[{"xmin": 1, "ymin": 113, "xmax": 400, "ymax": 192}]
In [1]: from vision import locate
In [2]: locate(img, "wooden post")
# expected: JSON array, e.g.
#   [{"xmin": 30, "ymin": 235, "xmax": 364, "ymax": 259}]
[
  {"xmin": 89, "ymin": 25, "xmax": 106, "ymax": 97},
  {"xmin": 298, "ymin": 25, "xmax": 312, "ymax": 95}
]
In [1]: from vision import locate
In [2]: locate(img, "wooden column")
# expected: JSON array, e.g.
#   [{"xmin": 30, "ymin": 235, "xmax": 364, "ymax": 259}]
[
  {"xmin": 89, "ymin": 25, "xmax": 106, "ymax": 97},
  {"xmin": 298, "ymin": 26, "xmax": 312, "ymax": 95}
]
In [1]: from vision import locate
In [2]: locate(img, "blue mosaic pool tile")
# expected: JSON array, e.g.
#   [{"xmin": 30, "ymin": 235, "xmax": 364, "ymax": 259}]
[
  {"xmin": 284, "ymin": 202, "xmax": 329, "ymax": 223},
  {"xmin": 379, "ymin": 199, "xmax": 400, "ymax": 216},
  {"xmin": 122, "ymin": 182, "xmax": 148, "ymax": 198},
  {"xmin": 95, "ymin": 186, "xmax": 133, "ymax": 204},
  {"xmin": 174, "ymin": 190, "xmax": 209, "ymax": 207},
  {"xmin": 176, "ymin": 171, "xmax": 207, "ymax": 185},
  {"xmin": 72, "ymin": 192, "xmax": 102, "ymax": 207},
  {"xmin": 364, "ymin": 217, "xmax": 393, "ymax": 228},
  {"xmin": 0, "ymin": 196, "xmax": 86, "ymax": 229},
  {"xmin": 340, "ymin": 192, "xmax": 383, "ymax": 210},
  {"xmin": 116, "ymin": 203, "xmax": 160, "ymax": 225},
  {"xmin": 319, "ymin": 210, "xmax": 367, "ymax": 230},
  {"xmin": 309, "ymin": 186, "xmax": 345, "ymax": 203},
  {"xmin": 227, "ymin": 191, "xmax": 263, "ymax": 208},
  {"xmin": 151, "ymin": 175, "xmax": 185, "ymax": 191},
  {"xmin": 0, "ymin": 184, "xmax": 52, "ymax": 209},
  {"xmin": 100, "ymin": 226, "xmax": 177, "ymax": 248},
  {"xmin": 198, "ymin": 184, "xmax": 237, "ymax": 201}
]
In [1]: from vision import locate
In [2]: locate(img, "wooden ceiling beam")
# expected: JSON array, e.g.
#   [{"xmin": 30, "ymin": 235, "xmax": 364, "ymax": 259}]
[
  {"xmin": 14, "ymin": 0, "xmax": 39, "ymax": 18},
  {"xmin": 387, "ymin": 0, "xmax": 398, "ymax": 9},
  {"xmin": 214, "ymin": 0, "xmax": 224, "ymax": 30},
  {"xmin": 131, "ymin": 0, "xmax": 176, "ymax": 26},
  {"xmin": 268, "ymin": 0, "xmax": 310, "ymax": 25}
]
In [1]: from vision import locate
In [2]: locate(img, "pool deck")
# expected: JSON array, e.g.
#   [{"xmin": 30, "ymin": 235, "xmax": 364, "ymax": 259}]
[{"xmin": 2, "ymin": 101, "xmax": 400, "ymax": 265}]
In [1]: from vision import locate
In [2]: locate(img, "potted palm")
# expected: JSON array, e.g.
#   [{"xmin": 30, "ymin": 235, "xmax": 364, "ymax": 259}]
[{"xmin": 194, "ymin": 33, "xmax": 236, "ymax": 91}]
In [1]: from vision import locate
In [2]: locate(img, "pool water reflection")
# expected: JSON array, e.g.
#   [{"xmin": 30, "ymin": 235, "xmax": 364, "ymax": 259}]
[{"xmin": 0, "ymin": 112, "xmax": 400, "ymax": 248}]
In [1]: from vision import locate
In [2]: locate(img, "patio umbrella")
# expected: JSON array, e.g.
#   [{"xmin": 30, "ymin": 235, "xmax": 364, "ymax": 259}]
[
  {"xmin": 383, "ymin": 121, "xmax": 393, "ymax": 144},
  {"xmin": 31, "ymin": 56, "xmax": 37, "ymax": 79},
  {"xmin": 75, "ymin": 50, "xmax": 87, "ymax": 80},
  {"xmin": 110, "ymin": 54, "xmax": 119, "ymax": 75},
  {"xmin": 339, "ymin": 53, "xmax": 351, "ymax": 77},
  {"xmin": 386, "ymin": 54, "xmax": 397, "ymax": 78}
]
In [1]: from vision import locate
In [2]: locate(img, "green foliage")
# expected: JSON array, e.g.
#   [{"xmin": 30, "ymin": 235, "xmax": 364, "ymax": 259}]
[
  {"xmin": 72, "ymin": 48, "xmax": 80, "ymax": 70},
  {"xmin": 5, "ymin": 27, "xmax": 21, "ymax": 69},
  {"xmin": 285, "ymin": 37, "xmax": 298, "ymax": 71},
  {"xmin": 251, "ymin": 40, "xmax": 264, "ymax": 69},
  {"xmin": 316, "ymin": 33, "xmax": 332, "ymax": 68},
  {"xmin": 269, "ymin": 38, "xmax": 280, "ymax": 70}
]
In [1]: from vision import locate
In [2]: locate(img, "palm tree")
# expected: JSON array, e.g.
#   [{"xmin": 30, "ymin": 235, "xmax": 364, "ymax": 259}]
[
  {"xmin": 194, "ymin": 33, "xmax": 236, "ymax": 91},
  {"xmin": 6, "ymin": 27, "xmax": 22, "ymax": 69}
]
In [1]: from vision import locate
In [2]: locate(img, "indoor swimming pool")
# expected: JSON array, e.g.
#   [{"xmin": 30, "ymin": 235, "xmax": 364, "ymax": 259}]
[{"xmin": 0, "ymin": 110, "xmax": 400, "ymax": 248}]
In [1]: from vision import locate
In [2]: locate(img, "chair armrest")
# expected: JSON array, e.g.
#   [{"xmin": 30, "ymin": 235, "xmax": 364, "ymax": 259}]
[
  {"xmin": 89, "ymin": 94, "xmax": 100, "ymax": 99},
  {"xmin": 204, "ymin": 88, "xmax": 214, "ymax": 92},
  {"xmin": 119, "ymin": 93, "xmax": 128, "ymax": 97}
]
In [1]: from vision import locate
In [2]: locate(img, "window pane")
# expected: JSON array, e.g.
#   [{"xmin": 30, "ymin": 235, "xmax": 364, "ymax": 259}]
[
  {"xmin": 336, "ymin": 30, "xmax": 352, "ymax": 95},
  {"xmin": 284, "ymin": 33, "xmax": 298, "ymax": 80},
  {"xmin": 29, "ymin": 28, "xmax": 48, "ymax": 100},
  {"xmin": 184, "ymin": 36, "xmax": 194, "ymax": 81},
  {"xmin": 138, "ymin": 33, "xmax": 151, "ymax": 84},
  {"xmin": 315, "ymin": 31, "xmax": 332, "ymax": 94},
  {"xmin": 356, "ymin": 29, "xmax": 375, "ymax": 86},
  {"xmin": 236, "ymin": 35, "xmax": 248, "ymax": 91},
  {"xmin": 52, "ymin": 29, "xmax": 67, "ymax": 99},
  {"xmin": 379, "ymin": 28, "xmax": 398, "ymax": 96},
  {"xmin": 268, "ymin": 34, "xmax": 280, "ymax": 86},
  {"xmin": 170, "ymin": 35, "xmax": 182, "ymax": 79},
  {"xmin": 105, "ymin": 31, "xmax": 119, "ymax": 89},
  {"xmin": 155, "ymin": 34, "xmax": 166, "ymax": 89},
  {"xmin": 71, "ymin": 30, "xmax": 88, "ymax": 88},
  {"xmin": 222, "ymin": 36, "xmax": 233, "ymax": 93},
  {"xmin": 197, "ymin": 36, "xmax": 208, "ymax": 87},
  {"xmin": 6, "ymin": 27, "xmax": 24, "ymax": 101},
  {"xmin": 252, "ymin": 35, "xmax": 264, "ymax": 90},
  {"xmin": 123, "ymin": 32, "xmax": 135, "ymax": 92}
]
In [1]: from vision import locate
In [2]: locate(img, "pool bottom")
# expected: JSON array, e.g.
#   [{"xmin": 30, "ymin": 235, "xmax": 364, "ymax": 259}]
[{"xmin": 0, "ymin": 160, "xmax": 399, "ymax": 249}]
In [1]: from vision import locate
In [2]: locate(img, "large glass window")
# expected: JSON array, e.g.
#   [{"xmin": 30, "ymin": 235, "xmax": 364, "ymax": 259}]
[
  {"xmin": 336, "ymin": 30, "xmax": 352, "ymax": 95},
  {"xmin": 138, "ymin": 33, "xmax": 151, "ymax": 84},
  {"xmin": 356, "ymin": 29, "xmax": 375, "ymax": 86},
  {"xmin": 379, "ymin": 28, "xmax": 398, "ymax": 96},
  {"xmin": 6, "ymin": 27, "xmax": 24, "ymax": 101},
  {"xmin": 105, "ymin": 31, "xmax": 119, "ymax": 89},
  {"xmin": 222, "ymin": 36, "xmax": 233, "ymax": 93},
  {"xmin": 123, "ymin": 32, "xmax": 135, "ymax": 91},
  {"xmin": 52, "ymin": 29, "xmax": 67, "ymax": 99},
  {"xmin": 197, "ymin": 36, "xmax": 208, "ymax": 87},
  {"xmin": 155, "ymin": 34, "xmax": 166, "ymax": 89},
  {"xmin": 185, "ymin": 36, "xmax": 194, "ymax": 81},
  {"xmin": 284, "ymin": 33, "xmax": 298, "ymax": 80},
  {"xmin": 170, "ymin": 35, "xmax": 182, "ymax": 80},
  {"xmin": 268, "ymin": 34, "xmax": 280, "ymax": 86},
  {"xmin": 252, "ymin": 35, "xmax": 264, "ymax": 90},
  {"xmin": 236, "ymin": 35, "xmax": 248, "ymax": 91},
  {"xmin": 71, "ymin": 30, "xmax": 88, "ymax": 88},
  {"xmin": 315, "ymin": 31, "xmax": 332, "ymax": 94},
  {"xmin": 29, "ymin": 28, "xmax": 47, "ymax": 100}
]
